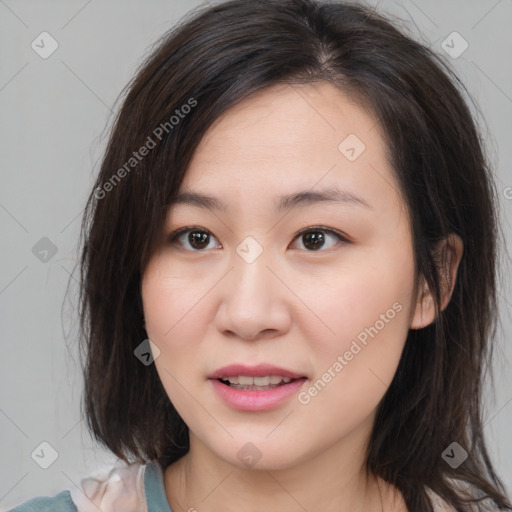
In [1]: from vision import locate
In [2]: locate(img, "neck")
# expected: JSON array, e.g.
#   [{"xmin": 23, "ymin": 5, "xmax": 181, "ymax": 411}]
[{"xmin": 163, "ymin": 417, "xmax": 402, "ymax": 512}]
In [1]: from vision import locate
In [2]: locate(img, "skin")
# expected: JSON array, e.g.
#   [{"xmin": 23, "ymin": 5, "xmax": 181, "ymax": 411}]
[{"xmin": 141, "ymin": 81, "xmax": 463, "ymax": 512}]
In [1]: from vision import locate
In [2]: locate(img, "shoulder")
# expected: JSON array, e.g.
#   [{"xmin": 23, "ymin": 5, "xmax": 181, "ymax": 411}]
[
  {"xmin": 7, "ymin": 461, "xmax": 148, "ymax": 512},
  {"xmin": 426, "ymin": 486, "xmax": 459, "ymax": 512},
  {"xmin": 69, "ymin": 460, "xmax": 147, "ymax": 512},
  {"xmin": 7, "ymin": 489, "xmax": 77, "ymax": 512},
  {"xmin": 426, "ymin": 480, "xmax": 503, "ymax": 512}
]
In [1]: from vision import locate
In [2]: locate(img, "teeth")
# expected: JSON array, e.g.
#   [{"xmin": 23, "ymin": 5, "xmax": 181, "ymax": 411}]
[
  {"xmin": 220, "ymin": 375, "xmax": 294, "ymax": 386},
  {"xmin": 238, "ymin": 375, "xmax": 253, "ymax": 385},
  {"xmin": 253, "ymin": 376, "xmax": 270, "ymax": 386}
]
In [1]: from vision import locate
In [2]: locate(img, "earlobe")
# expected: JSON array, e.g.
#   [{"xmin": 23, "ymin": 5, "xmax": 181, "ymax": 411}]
[{"xmin": 409, "ymin": 233, "xmax": 464, "ymax": 330}]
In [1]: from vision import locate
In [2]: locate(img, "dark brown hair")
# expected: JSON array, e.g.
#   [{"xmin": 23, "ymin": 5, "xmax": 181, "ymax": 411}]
[{"xmin": 76, "ymin": 1, "xmax": 511, "ymax": 510}]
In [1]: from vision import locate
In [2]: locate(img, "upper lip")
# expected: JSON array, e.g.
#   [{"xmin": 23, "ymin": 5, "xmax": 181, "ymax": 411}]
[{"xmin": 208, "ymin": 364, "xmax": 306, "ymax": 380}]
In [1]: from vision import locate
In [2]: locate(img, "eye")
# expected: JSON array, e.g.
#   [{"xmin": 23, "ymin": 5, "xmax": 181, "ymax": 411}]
[
  {"xmin": 290, "ymin": 226, "xmax": 349, "ymax": 251},
  {"xmin": 168, "ymin": 226, "xmax": 221, "ymax": 251},
  {"xmin": 168, "ymin": 225, "xmax": 349, "ymax": 252}
]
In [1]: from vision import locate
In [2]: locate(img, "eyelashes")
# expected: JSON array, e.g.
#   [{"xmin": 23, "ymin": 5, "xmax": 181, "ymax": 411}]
[{"xmin": 167, "ymin": 225, "xmax": 351, "ymax": 253}]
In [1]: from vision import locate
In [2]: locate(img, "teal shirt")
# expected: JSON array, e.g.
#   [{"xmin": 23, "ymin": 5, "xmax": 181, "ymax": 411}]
[
  {"xmin": 8, "ymin": 460, "xmax": 502, "ymax": 511},
  {"xmin": 7, "ymin": 460, "xmax": 173, "ymax": 512}
]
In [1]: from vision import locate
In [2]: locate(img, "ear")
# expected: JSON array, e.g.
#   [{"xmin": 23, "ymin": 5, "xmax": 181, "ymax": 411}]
[{"xmin": 410, "ymin": 233, "xmax": 464, "ymax": 330}]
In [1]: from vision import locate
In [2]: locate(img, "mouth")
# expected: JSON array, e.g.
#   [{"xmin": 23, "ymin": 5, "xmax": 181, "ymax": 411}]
[
  {"xmin": 208, "ymin": 364, "xmax": 308, "ymax": 411},
  {"xmin": 208, "ymin": 363, "xmax": 307, "ymax": 384},
  {"xmin": 216, "ymin": 375, "xmax": 304, "ymax": 391}
]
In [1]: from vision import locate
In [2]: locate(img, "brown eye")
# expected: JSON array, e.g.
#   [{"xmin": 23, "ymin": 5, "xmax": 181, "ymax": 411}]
[
  {"xmin": 169, "ymin": 227, "xmax": 220, "ymax": 251},
  {"xmin": 290, "ymin": 227, "xmax": 348, "ymax": 251}
]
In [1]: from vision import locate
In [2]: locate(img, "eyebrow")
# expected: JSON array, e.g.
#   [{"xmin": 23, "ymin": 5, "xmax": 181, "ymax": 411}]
[{"xmin": 168, "ymin": 185, "xmax": 372, "ymax": 213}]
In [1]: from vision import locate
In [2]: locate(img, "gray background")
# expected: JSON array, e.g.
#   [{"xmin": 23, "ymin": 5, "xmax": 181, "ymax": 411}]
[{"xmin": 1, "ymin": 0, "xmax": 511, "ymax": 509}]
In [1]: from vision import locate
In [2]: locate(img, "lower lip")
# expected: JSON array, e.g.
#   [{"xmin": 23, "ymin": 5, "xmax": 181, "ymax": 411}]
[{"xmin": 210, "ymin": 378, "xmax": 307, "ymax": 411}]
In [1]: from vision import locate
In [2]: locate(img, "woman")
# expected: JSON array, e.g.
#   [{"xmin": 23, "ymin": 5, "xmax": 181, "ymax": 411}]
[{"xmin": 9, "ymin": 0, "xmax": 511, "ymax": 510}]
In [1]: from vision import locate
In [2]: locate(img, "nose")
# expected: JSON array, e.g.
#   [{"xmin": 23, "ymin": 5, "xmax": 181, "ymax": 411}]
[{"xmin": 214, "ymin": 246, "xmax": 292, "ymax": 341}]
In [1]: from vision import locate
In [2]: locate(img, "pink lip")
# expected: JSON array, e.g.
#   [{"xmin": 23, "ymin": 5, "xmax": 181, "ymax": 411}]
[
  {"xmin": 208, "ymin": 364, "xmax": 306, "ymax": 380},
  {"xmin": 210, "ymin": 377, "xmax": 307, "ymax": 412}
]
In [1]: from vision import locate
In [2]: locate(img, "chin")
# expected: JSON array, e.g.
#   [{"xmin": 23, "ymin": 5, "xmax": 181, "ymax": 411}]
[{"xmin": 205, "ymin": 436, "xmax": 311, "ymax": 472}]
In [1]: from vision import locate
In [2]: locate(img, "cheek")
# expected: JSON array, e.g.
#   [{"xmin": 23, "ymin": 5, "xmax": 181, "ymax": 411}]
[
  {"xmin": 296, "ymin": 250, "xmax": 412, "ymax": 345},
  {"xmin": 295, "ymin": 247, "xmax": 414, "ymax": 401},
  {"xmin": 141, "ymin": 258, "xmax": 210, "ymax": 396},
  {"xmin": 142, "ymin": 256, "xmax": 204, "ymax": 342},
  {"xmin": 292, "ymin": 288, "xmax": 410, "ymax": 443},
  {"xmin": 141, "ymin": 259, "xmax": 210, "ymax": 422}
]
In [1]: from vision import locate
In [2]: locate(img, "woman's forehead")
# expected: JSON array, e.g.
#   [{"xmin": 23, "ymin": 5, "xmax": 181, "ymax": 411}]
[
  {"xmin": 194, "ymin": 82, "xmax": 378, "ymax": 150},
  {"xmin": 173, "ymin": 82, "xmax": 400, "ymax": 221}
]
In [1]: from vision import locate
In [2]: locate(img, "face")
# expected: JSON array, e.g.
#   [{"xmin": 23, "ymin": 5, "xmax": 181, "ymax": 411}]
[{"xmin": 141, "ymin": 81, "xmax": 424, "ymax": 470}]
